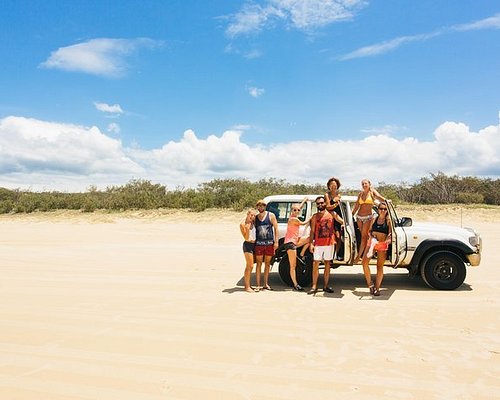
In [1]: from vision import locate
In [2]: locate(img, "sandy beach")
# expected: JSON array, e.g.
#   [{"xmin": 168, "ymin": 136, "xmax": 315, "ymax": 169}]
[{"xmin": 1, "ymin": 206, "xmax": 499, "ymax": 399}]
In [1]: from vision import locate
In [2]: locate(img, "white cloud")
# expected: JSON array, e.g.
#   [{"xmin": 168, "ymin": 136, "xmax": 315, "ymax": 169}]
[
  {"xmin": 452, "ymin": 13, "xmax": 500, "ymax": 31},
  {"xmin": 107, "ymin": 123, "xmax": 121, "ymax": 134},
  {"xmin": 0, "ymin": 115, "xmax": 499, "ymax": 191},
  {"xmin": 247, "ymin": 86, "xmax": 265, "ymax": 98},
  {"xmin": 340, "ymin": 32, "xmax": 439, "ymax": 60},
  {"xmin": 224, "ymin": 43, "xmax": 263, "ymax": 59},
  {"xmin": 225, "ymin": 0, "xmax": 366, "ymax": 37},
  {"xmin": 361, "ymin": 125, "xmax": 407, "ymax": 135},
  {"xmin": 0, "ymin": 116, "xmax": 141, "ymax": 190},
  {"xmin": 226, "ymin": 3, "xmax": 281, "ymax": 37},
  {"xmin": 340, "ymin": 13, "xmax": 500, "ymax": 60},
  {"xmin": 40, "ymin": 38, "xmax": 162, "ymax": 78},
  {"xmin": 272, "ymin": 0, "xmax": 365, "ymax": 29},
  {"xmin": 94, "ymin": 102, "xmax": 124, "ymax": 114},
  {"xmin": 244, "ymin": 49, "xmax": 263, "ymax": 59}
]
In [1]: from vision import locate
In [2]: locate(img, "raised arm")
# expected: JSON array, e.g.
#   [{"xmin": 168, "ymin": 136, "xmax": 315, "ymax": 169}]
[
  {"xmin": 300, "ymin": 216, "xmax": 312, "ymax": 226},
  {"xmin": 351, "ymin": 193, "xmax": 361, "ymax": 215},
  {"xmin": 333, "ymin": 212, "xmax": 344, "ymax": 225},
  {"xmin": 239, "ymin": 221, "xmax": 249, "ymax": 240},
  {"xmin": 385, "ymin": 217, "xmax": 393, "ymax": 243},
  {"xmin": 372, "ymin": 188, "xmax": 386, "ymax": 203}
]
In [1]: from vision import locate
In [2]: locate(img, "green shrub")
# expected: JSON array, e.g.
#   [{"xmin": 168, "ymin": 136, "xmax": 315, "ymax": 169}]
[
  {"xmin": 456, "ymin": 192, "xmax": 484, "ymax": 204},
  {"xmin": 0, "ymin": 174, "xmax": 499, "ymax": 213}
]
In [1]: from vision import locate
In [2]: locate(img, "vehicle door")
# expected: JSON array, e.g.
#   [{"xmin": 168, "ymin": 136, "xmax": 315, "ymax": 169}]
[
  {"xmin": 334, "ymin": 200, "xmax": 356, "ymax": 264},
  {"xmin": 386, "ymin": 201, "xmax": 407, "ymax": 266}
]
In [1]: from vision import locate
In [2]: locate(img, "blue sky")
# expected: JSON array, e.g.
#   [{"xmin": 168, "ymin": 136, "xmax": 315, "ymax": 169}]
[{"xmin": 1, "ymin": 0, "xmax": 499, "ymax": 191}]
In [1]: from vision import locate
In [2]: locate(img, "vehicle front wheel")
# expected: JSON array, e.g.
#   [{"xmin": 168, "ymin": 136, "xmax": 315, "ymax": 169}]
[
  {"xmin": 278, "ymin": 253, "xmax": 313, "ymax": 287},
  {"xmin": 420, "ymin": 251, "xmax": 466, "ymax": 290}
]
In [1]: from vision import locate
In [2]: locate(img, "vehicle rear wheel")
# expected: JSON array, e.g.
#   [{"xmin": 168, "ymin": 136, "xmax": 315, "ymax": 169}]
[
  {"xmin": 420, "ymin": 251, "xmax": 466, "ymax": 290},
  {"xmin": 278, "ymin": 252, "xmax": 313, "ymax": 287}
]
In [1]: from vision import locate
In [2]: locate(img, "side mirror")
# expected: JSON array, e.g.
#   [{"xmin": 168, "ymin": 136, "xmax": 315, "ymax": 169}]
[{"xmin": 400, "ymin": 217, "xmax": 412, "ymax": 227}]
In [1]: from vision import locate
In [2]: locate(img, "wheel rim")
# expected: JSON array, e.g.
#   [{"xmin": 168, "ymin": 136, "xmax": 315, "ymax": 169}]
[{"xmin": 433, "ymin": 259, "xmax": 457, "ymax": 283}]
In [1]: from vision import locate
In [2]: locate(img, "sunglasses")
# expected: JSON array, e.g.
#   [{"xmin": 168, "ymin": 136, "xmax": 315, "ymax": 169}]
[
  {"xmin": 378, "ymin": 207, "xmax": 387, "ymax": 211},
  {"xmin": 292, "ymin": 208, "xmax": 300, "ymax": 212}
]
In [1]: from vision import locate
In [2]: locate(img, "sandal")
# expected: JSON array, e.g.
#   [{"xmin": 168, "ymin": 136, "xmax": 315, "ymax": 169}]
[
  {"xmin": 263, "ymin": 285, "xmax": 273, "ymax": 291},
  {"xmin": 373, "ymin": 288, "xmax": 381, "ymax": 296},
  {"xmin": 369, "ymin": 284, "xmax": 375, "ymax": 295}
]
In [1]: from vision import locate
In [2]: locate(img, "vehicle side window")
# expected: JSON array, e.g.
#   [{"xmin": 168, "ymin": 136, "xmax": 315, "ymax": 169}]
[{"xmin": 267, "ymin": 202, "xmax": 307, "ymax": 223}]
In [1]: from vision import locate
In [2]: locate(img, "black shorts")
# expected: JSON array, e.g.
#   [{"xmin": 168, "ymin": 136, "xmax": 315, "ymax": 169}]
[
  {"xmin": 283, "ymin": 242, "xmax": 296, "ymax": 251},
  {"xmin": 243, "ymin": 241, "xmax": 255, "ymax": 254}
]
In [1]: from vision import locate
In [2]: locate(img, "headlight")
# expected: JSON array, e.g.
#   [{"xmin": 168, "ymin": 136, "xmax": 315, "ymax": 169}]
[
  {"xmin": 469, "ymin": 236, "xmax": 480, "ymax": 247},
  {"xmin": 465, "ymin": 227, "xmax": 480, "ymax": 248}
]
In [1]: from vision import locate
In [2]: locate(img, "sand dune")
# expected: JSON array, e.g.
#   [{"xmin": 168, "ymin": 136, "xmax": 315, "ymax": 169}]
[{"xmin": 0, "ymin": 207, "xmax": 498, "ymax": 399}]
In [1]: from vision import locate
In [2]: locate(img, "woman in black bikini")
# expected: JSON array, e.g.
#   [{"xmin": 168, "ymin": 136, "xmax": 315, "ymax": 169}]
[
  {"xmin": 325, "ymin": 177, "xmax": 342, "ymax": 259},
  {"xmin": 362, "ymin": 203, "xmax": 392, "ymax": 296}
]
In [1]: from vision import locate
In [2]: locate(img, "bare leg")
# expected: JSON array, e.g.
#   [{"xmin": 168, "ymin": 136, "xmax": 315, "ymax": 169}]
[
  {"xmin": 255, "ymin": 255, "xmax": 263, "ymax": 289},
  {"xmin": 323, "ymin": 260, "xmax": 331, "ymax": 289},
  {"xmin": 297, "ymin": 238, "xmax": 310, "ymax": 259},
  {"xmin": 357, "ymin": 220, "xmax": 371, "ymax": 262},
  {"xmin": 311, "ymin": 261, "xmax": 320, "ymax": 290},
  {"xmin": 243, "ymin": 252, "xmax": 255, "ymax": 292},
  {"xmin": 362, "ymin": 255, "xmax": 373, "ymax": 289},
  {"xmin": 263, "ymin": 255, "xmax": 272, "ymax": 289},
  {"xmin": 299, "ymin": 243, "xmax": 309, "ymax": 257},
  {"xmin": 335, "ymin": 230, "xmax": 341, "ymax": 258},
  {"xmin": 354, "ymin": 220, "xmax": 363, "ymax": 262},
  {"xmin": 287, "ymin": 248, "xmax": 298, "ymax": 287},
  {"xmin": 375, "ymin": 251, "xmax": 386, "ymax": 290}
]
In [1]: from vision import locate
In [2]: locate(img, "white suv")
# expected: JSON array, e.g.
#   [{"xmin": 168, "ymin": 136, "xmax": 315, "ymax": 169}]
[{"xmin": 264, "ymin": 194, "xmax": 482, "ymax": 290}]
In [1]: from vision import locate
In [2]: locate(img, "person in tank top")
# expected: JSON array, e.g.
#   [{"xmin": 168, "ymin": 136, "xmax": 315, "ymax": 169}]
[
  {"xmin": 239, "ymin": 208, "xmax": 257, "ymax": 293},
  {"xmin": 254, "ymin": 199, "xmax": 279, "ymax": 291},
  {"xmin": 324, "ymin": 177, "xmax": 343, "ymax": 259},
  {"xmin": 283, "ymin": 198, "xmax": 311, "ymax": 291},
  {"xmin": 308, "ymin": 196, "xmax": 344, "ymax": 295}
]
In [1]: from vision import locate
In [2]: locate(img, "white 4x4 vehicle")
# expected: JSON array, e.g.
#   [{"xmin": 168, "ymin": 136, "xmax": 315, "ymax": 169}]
[{"xmin": 264, "ymin": 194, "xmax": 482, "ymax": 290}]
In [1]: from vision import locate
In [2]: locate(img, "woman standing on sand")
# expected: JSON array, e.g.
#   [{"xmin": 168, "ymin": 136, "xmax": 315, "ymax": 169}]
[
  {"xmin": 362, "ymin": 203, "xmax": 392, "ymax": 296},
  {"xmin": 283, "ymin": 199, "xmax": 310, "ymax": 291},
  {"xmin": 240, "ymin": 209, "xmax": 257, "ymax": 292},
  {"xmin": 352, "ymin": 179, "xmax": 386, "ymax": 262}
]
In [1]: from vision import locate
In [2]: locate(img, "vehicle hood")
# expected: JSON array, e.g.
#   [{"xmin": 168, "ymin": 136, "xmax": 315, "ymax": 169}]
[{"xmin": 405, "ymin": 221, "xmax": 479, "ymax": 244}]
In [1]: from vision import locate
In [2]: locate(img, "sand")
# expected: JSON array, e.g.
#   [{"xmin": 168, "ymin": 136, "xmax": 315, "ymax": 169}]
[{"xmin": 0, "ymin": 206, "xmax": 499, "ymax": 399}]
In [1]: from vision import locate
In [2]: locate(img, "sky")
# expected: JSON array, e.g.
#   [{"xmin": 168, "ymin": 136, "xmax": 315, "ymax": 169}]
[{"xmin": 1, "ymin": 0, "xmax": 499, "ymax": 192}]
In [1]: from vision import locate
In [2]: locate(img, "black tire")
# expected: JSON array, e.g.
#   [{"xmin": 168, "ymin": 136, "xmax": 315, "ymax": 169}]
[
  {"xmin": 278, "ymin": 252, "xmax": 313, "ymax": 287},
  {"xmin": 420, "ymin": 251, "xmax": 466, "ymax": 290}
]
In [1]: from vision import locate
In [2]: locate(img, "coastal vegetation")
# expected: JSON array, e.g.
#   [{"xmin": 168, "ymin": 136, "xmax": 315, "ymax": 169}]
[{"xmin": 0, "ymin": 173, "xmax": 499, "ymax": 213}]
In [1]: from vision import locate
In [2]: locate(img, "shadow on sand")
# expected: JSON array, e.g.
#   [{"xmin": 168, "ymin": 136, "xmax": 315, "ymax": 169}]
[{"xmin": 222, "ymin": 270, "xmax": 473, "ymax": 300}]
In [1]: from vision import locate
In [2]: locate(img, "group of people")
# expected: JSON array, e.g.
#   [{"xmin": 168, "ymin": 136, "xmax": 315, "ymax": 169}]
[{"xmin": 239, "ymin": 178, "xmax": 392, "ymax": 296}]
